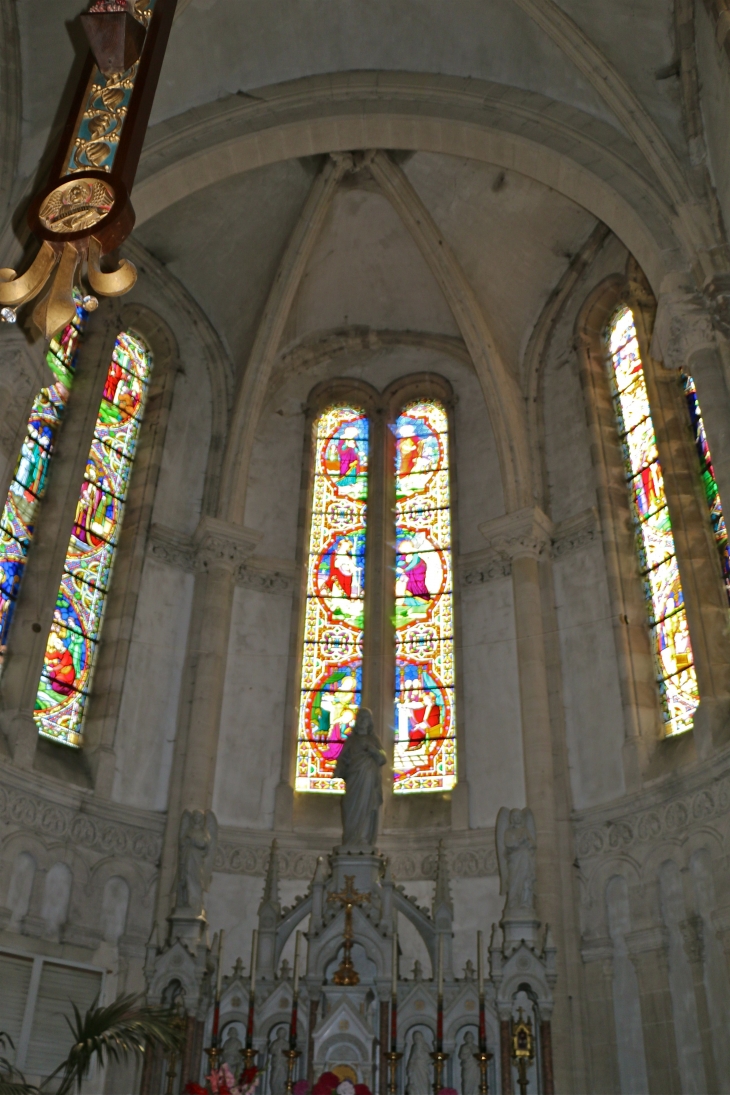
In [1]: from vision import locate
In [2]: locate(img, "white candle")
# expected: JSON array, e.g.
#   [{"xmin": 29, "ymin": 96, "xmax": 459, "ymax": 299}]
[
  {"xmin": 250, "ymin": 929, "xmax": 258, "ymax": 996},
  {"xmin": 216, "ymin": 929, "xmax": 224, "ymax": 1000},
  {"xmin": 477, "ymin": 930, "xmax": 483, "ymax": 996},
  {"xmin": 391, "ymin": 931, "xmax": 398, "ymax": 996},
  {"xmin": 293, "ymin": 931, "xmax": 301, "ymax": 996},
  {"xmin": 437, "ymin": 935, "xmax": 443, "ymax": 997}
]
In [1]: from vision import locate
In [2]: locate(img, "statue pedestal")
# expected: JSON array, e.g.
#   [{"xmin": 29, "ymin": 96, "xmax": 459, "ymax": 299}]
[
  {"xmin": 167, "ymin": 907, "xmax": 207, "ymax": 946},
  {"xmin": 331, "ymin": 850, "xmax": 382, "ymax": 894},
  {"xmin": 502, "ymin": 915, "xmax": 541, "ymax": 951}
]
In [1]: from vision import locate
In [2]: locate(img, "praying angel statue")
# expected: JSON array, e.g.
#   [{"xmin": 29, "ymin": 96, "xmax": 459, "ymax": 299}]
[{"xmin": 175, "ymin": 809, "xmax": 218, "ymax": 915}]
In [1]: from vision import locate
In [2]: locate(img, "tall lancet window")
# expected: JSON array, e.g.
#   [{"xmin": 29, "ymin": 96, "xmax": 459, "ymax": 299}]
[
  {"xmin": 681, "ymin": 373, "xmax": 730, "ymax": 601},
  {"xmin": 606, "ymin": 306, "xmax": 699, "ymax": 735},
  {"xmin": 393, "ymin": 401, "xmax": 456, "ymax": 792},
  {"xmin": 0, "ymin": 296, "xmax": 87, "ymax": 666},
  {"xmin": 295, "ymin": 406, "xmax": 369, "ymax": 793},
  {"xmin": 34, "ymin": 330, "xmax": 153, "ymax": 747}
]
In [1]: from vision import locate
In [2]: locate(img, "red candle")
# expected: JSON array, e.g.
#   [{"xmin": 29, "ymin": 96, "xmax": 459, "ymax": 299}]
[
  {"xmin": 390, "ymin": 997, "xmax": 397, "ymax": 1051},
  {"xmin": 211, "ymin": 1002, "xmax": 220, "ymax": 1044},
  {"xmin": 479, "ymin": 996, "xmax": 486, "ymax": 1054},
  {"xmin": 289, "ymin": 1000, "xmax": 298, "ymax": 1050},
  {"xmin": 436, "ymin": 996, "xmax": 443, "ymax": 1051}
]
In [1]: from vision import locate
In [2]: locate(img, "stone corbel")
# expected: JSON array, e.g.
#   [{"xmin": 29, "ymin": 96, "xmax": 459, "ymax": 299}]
[
  {"xmin": 650, "ymin": 288, "xmax": 716, "ymax": 370},
  {"xmin": 192, "ymin": 515, "xmax": 261, "ymax": 573},
  {"xmin": 479, "ymin": 506, "xmax": 554, "ymax": 562}
]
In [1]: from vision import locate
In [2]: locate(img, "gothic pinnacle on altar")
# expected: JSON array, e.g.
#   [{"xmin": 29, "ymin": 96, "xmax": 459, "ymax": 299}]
[{"xmin": 0, "ymin": 0, "xmax": 179, "ymax": 337}]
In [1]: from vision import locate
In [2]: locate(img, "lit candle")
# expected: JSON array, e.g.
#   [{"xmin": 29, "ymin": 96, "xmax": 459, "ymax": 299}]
[
  {"xmin": 293, "ymin": 931, "xmax": 301, "ymax": 997},
  {"xmin": 391, "ymin": 931, "xmax": 398, "ymax": 996}
]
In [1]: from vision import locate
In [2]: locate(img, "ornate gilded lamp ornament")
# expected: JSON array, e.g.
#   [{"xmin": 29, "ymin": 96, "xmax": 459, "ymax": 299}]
[
  {"xmin": 0, "ymin": 0, "xmax": 178, "ymax": 337},
  {"xmin": 511, "ymin": 1008, "xmax": 535, "ymax": 1095}
]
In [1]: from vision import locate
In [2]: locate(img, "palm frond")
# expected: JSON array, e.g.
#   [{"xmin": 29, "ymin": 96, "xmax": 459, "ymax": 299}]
[
  {"xmin": 42, "ymin": 994, "xmax": 184, "ymax": 1095},
  {"xmin": 0, "ymin": 1032, "xmax": 38, "ymax": 1095}
]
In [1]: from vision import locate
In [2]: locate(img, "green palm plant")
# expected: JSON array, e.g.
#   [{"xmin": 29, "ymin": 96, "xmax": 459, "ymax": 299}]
[{"xmin": 1, "ymin": 993, "xmax": 184, "ymax": 1095}]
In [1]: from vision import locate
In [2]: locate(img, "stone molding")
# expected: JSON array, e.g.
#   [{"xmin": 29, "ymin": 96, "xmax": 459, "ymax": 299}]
[
  {"xmin": 147, "ymin": 523, "xmax": 295, "ymax": 593},
  {"xmin": 580, "ymin": 938, "xmax": 614, "ymax": 963},
  {"xmin": 461, "ymin": 507, "xmax": 600, "ymax": 585},
  {"xmin": 650, "ymin": 289, "xmax": 717, "ymax": 369},
  {"xmin": 0, "ymin": 766, "xmax": 163, "ymax": 864},
  {"xmin": 214, "ymin": 828, "xmax": 498, "ymax": 880},
  {"xmin": 479, "ymin": 506, "xmax": 554, "ymax": 562},
  {"xmin": 626, "ymin": 925, "xmax": 669, "ymax": 955},
  {"xmin": 573, "ymin": 746, "xmax": 730, "ymax": 861},
  {"xmin": 193, "ymin": 515, "xmax": 261, "ymax": 571}
]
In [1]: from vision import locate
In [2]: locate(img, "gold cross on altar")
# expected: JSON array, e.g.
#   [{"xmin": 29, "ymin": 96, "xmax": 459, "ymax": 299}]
[{"xmin": 328, "ymin": 876, "xmax": 370, "ymax": 985}]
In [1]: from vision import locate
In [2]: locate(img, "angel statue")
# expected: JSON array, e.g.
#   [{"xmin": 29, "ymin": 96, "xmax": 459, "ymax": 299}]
[
  {"xmin": 175, "ymin": 809, "xmax": 218, "ymax": 915},
  {"xmin": 496, "ymin": 807, "xmax": 537, "ymax": 916}
]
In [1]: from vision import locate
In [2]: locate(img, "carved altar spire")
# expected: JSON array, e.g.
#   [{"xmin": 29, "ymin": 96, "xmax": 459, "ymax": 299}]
[
  {"xmin": 257, "ymin": 839, "xmax": 281, "ymax": 981},
  {"xmin": 432, "ymin": 840, "xmax": 453, "ymax": 925},
  {"xmin": 261, "ymin": 838, "xmax": 281, "ymax": 911}
]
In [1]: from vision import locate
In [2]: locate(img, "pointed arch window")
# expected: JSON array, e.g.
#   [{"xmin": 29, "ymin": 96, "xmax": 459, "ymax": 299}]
[
  {"xmin": 295, "ymin": 405, "xmax": 369, "ymax": 793},
  {"xmin": 34, "ymin": 329, "xmax": 153, "ymax": 747},
  {"xmin": 0, "ymin": 295, "xmax": 88, "ymax": 667},
  {"xmin": 295, "ymin": 389, "xmax": 458, "ymax": 794},
  {"xmin": 605, "ymin": 306, "xmax": 699, "ymax": 734},
  {"xmin": 681, "ymin": 372, "xmax": 730, "ymax": 601},
  {"xmin": 393, "ymin": 400, "xmax": 456, "ymax": 793}
]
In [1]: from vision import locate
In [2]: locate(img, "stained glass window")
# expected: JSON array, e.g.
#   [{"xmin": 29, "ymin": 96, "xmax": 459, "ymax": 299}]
[
  {"xmin": 34, "ymin": 330, "xmax": 152, "ymax": 747},
  {"xmin": 681, "ymin": 373, "xmax": 730, "ymax": 602},
  {"xmin": 393, "ymin": 401, "xmax": 456, "ymax": 792},
  {"xmin": 0, "ymin": 296, "xmax": 87, "ymax": 667},
  {"xmin": 295, "ymin": 406, "xmax": 369, "ymax": 792},
  {"xmin": 606, "ymin": 307, "xmax": 699, "ymax": 735}
]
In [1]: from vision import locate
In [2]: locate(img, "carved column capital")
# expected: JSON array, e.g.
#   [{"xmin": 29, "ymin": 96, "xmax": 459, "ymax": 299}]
[
  {"xmin": 650, "ymin": 289, "xmax": 716, "ymax": 369},
  {"xmin": 479, "ymin": 506, "xmax": 553, "ymax": 562},
  {"xmin": 193, "ymin": 516, "xmax": 261, "ymax": 573}
]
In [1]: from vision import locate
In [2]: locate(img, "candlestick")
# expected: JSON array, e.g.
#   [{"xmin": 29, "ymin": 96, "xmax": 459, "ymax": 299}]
[
  {"xmin": 477, "ymin": 930, "xmax": 486, "ymax": 1054},
  {"xmin": 211, "ymin": 930, "xmax": 224, "ymax": 1047},
  {"xmin": 477, "ymin": 930, "xmax": 483, "ymax": 996},
  {"xmin": 437, "ymin": 935, "xmax": 443, "ymax": 997},
  {"xmin": 391, "ymin": 931, "xmax": 398, "ymax": 996},
  {"xmin": 245, "ymin": 930, "xmax": 258, "ymax": 1051},
  {"xmin": 283, "ymin": 1048, "xmax": 301, "ymax": 1094},
  {"xmin": 384, "ymin": 1050, "xmax": 402, "ymax": 1095},
  {"xmin": 293, "ymin": 931, "xmax": 301, "ymax": 997}
]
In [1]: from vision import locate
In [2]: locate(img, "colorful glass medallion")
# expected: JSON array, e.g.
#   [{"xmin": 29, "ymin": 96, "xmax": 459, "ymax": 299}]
[
  {"xmin": 393, "ymin": 401, "xmax": 456, "ymax": 792},
  {"xmin": 0, "ymin": 295, "xmax": 87, "ymax": 666},
  {"xmin": 34, "ymin": 330, "xmax": 152, "ymax": 746},
  {"xmin": 682, "ymin": 373, "xmax": 730, "ymax": 602},
  {"xmin": 295, "ymin": 406, "xmax": 369, "ymax": 792},
  {"xmin": 606, "ymin": 307, "xmax": 699, "ymax": 734}
]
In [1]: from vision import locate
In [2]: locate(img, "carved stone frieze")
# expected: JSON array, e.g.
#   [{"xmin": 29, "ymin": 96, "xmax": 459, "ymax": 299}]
[
  {"xmin": 551, "ymin": 507, "xmax": 600, "ymax": 558},
  {"xmin": 0, "ymin": 774, "xmax": 163, "ymax": 864},
  {"xmin": 573, "ymin": 753, "xmax": 730, "ymax": 862},
  {"xmin": 650, "ymin": 288, "xmax": 716, "ymax": 369},
  {"xmin": 213, "ymin": 830, "xmax": 497, "ymax": 879},
  {"xmin": 147, "ymin": 523, "xmax": 295, "ymax": 593},
  {"xmin": 462, "ymin": 508, "xmax": 599, "ymax": 584},
  {"xmin": 460, "ymin": 549, "xmax": 511, "ymax": 587}
]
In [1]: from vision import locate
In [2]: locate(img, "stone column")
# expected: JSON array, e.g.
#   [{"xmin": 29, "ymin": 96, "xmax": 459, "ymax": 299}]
[
  {"xmin": 0, "ymin": 299, "xmax": 123, "ymax": 770},
  {"xmin": 680, "ymin": 914, "xmax": 719, "ymax": 1093},
  {"xmin": 580, "ymin": 945, "xmax": 621, "ymax": 1094},
  {"xmin": 499, "ymin": 1015, "xmax": 513, "ymax": 1095},
  {"xmin": 627, "ymin": 927, "xmax": 682, "ymax": 1094},
  {"xmin": 155, "ymin": 516, "xmax": 260, "ymax": 921},
  {"xmin": 479, "ymin": 510, "xmax": 562, "ymax": 956}
]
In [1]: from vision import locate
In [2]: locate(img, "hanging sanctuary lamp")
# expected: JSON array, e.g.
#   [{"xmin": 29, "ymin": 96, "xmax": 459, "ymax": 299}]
[{"xmin": 0, "ymin": 0, "xmax": 178, "ymax": 338}]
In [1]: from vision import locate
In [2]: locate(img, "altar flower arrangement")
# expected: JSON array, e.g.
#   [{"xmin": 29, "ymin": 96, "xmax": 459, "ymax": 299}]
[
  {"xmin": 310, "ymin": 1070, "xmax": 371, "ymax": 1095},
  {"xmin": 185, "ymin": 1063, "xmax": 259, "ymax": 1095}
]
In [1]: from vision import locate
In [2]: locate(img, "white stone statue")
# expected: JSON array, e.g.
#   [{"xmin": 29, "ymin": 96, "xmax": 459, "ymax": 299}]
[
  {"xmin": 268, "ymin": 1026, "xmax": 289, "ymax": 1094},
  {"xmin": 175, "ymin": 809, "xmax": 218, "ymax": 914},
  {"xmin": 221, "ymin": 1028, "xmax": 243, "ymax": 1075},
  {"xmin": 459, "ymin": 1031, "xmax": 481, "ymax": 1095},
  {"xmin": 496, "ymin": 807, "xmax": 537, "ymax": 916},
  {"xmin": 405, "ymin": 1030, "xmax": 432, "ymax": 1094},
  {"xmin": 333, "ymin": 707, "xmax": 387, "ymax": 849}
]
